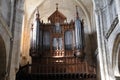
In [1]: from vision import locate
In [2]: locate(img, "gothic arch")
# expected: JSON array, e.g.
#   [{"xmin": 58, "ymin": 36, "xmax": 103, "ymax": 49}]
[
  {"xmin": 23, "ymin": 0, "xmax": 94, "ymax": 60},
  {"xmin": 28, "ymin": 0, "xmax": 46, "ymax": 29},
  {"xmin": 28, "ymin": 0, "xmax": 92, "ymax": 33},
  {"xmin": 0, "ymin": 35, "xmax": 6, "ymax": 79},
  {"xmin": 75, "ymin": 0, "xmax": 91, "ymax": 33},
  {"xmin": 112, "ymin": 33, "xmax": 120, "ymax": 76}
]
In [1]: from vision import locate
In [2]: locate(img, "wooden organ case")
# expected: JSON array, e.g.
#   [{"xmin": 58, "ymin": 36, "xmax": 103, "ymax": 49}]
[{"xmin": 30, "ymin": 4, "xmax": 96, "ymax": 80}]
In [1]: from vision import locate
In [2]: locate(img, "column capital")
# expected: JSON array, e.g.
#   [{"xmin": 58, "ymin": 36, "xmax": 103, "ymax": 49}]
[{"xmin": 95, "ymin": 8, "xmax": 102, "ymax": 15}]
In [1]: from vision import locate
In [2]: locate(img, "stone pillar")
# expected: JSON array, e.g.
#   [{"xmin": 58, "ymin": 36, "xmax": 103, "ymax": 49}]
[
  {"xmin": 96, "ymin": 52, "xmax": 100, "ymax": 80},
  {"xmin": 114, "ymin": 0, "xmax": 120, "ymax": 79},
  {"xmin": 8, "ymin": 0, "xmax": 24, "ymax": 80},
  {"xmin": 94, "ymin": 8, "xmax": 109, "ymax": 80}
]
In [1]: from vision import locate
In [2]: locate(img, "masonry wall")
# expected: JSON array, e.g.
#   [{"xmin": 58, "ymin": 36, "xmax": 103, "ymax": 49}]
[
  {"xmin": 0, "ymin": 0, "xmax": 24, "ymax": 80},
  {"xmin": 93, "ymin": 0, "xmax": 120, "ymax": 80}
]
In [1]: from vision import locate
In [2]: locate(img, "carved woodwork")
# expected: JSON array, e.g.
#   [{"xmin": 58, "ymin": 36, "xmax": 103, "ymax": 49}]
[{"xmin": 30, "ymin": 4, "xmax": 96, "ymax": 80}]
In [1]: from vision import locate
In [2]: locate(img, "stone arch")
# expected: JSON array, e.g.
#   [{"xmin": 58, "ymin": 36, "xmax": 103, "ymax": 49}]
[
  {"xmin": 23, "ymin": 0, "xmax": 93, "ymax": 63},
  {"xmin": 75, "ymin": 0, "xmax": 91, "ymax": 33},
  {"xmin": 112, "ymin": 33, "xmax": 120, "ymax": 77},
  {"xmin": 27, "ymin": 0, "xmax": 94, "ymax": 55},
  {"xmin": 28, "ymin": 0, "xmax": 92, "ymax": 33},
  {"xmin": 0, "ymin": 35, "xmax": 6, "ymax": 79}
]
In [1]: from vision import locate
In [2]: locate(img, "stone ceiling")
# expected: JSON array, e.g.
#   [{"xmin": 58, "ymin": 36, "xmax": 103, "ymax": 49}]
[{"xmin": 25, "ymin": 0, "xmax": 93, "ymax": 33}]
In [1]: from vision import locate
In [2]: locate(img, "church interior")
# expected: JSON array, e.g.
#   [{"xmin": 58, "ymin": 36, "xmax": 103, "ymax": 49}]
[{"xmin": 0, "ymin": 0, "xmax": 120, "ymax": 80}]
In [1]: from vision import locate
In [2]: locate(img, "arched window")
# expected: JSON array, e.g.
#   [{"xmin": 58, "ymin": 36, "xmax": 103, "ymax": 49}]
[{"xmin": 112, "ymin": 33, "xmax": 120, "ymax": 77}]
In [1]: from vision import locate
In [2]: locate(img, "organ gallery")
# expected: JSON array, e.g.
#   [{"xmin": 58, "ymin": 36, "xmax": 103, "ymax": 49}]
[{"xmin": 19, "ymin": 3, "xmax": 96, "ymax": 80}]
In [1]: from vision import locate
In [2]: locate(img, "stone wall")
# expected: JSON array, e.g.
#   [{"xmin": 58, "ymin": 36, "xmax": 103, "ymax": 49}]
[
  {"xmin": 0, "ymin": 0, "xmax": 11, "ymax": 76},
  {"xmin": 93, "ymin": 0, "xmax": 120, "ymax": 80},
  {"xmin": 0, "ymin": 0, "xmax": 120, "ymax": 80},
  {"xmin": 9, "ymin": 0, "xmax": 24, "ymax": 80},
  {"xmin": 0, "ymin": 0, "xmax": 24, "ymax": 80}
]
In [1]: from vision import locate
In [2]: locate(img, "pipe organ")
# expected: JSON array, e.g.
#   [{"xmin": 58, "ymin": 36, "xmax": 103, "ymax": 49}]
[{"xmin": 29, "ymin": 4, "xmax": 96, "ymax": 80}]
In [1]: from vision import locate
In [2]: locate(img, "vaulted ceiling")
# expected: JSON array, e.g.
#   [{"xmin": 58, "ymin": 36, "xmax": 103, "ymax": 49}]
[
  {"xmin": 25, "ymin": 0, "xmax": 94, "ymax": 33},
  {"xmin": 25, "ymin": 0, "xmax": 93, "ymax": 19},
  {"xmin": 22, "ymin": 0, "xmax": 97, "ymax": 65}
]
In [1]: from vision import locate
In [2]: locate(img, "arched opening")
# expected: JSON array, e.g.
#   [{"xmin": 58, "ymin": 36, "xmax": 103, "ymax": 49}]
[
  {"xmin": 0, "ymin": 35, "xmax": 6, "ymax": 79},
  {"xmin": 21, "ymin": 0, "xmax": 97, "ymax": 80},
  {"xmin": 27, "ymin": 0, "xmax": 96, "ymax": 58},
  {"xmin": 118, "ymin": 48, "xmax": 120, "ymax": 72},
  {"xmin": 21, "ymin": 0, "xmax": 97, "ymax": 64},
  {"xmin": 112, "ymin": 33, "xmax": 120, "ymax": 77}
]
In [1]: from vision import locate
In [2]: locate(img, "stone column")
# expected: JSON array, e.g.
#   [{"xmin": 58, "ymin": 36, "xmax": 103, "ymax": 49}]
[
  {"xmin": 94, "ymin": 8, "xmax": 109, "ymax": 80},
  {"xmin": 114, "ymin": 1, "xmax": 120, "ymax": 79},
  {"xmin": 8, "ymin": 0, "xmax": 24, "ymax": 80}
]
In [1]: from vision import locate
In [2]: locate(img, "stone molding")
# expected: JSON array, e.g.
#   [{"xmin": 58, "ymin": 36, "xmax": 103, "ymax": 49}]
[
  {"xmin": 0, "ymin": 15, "xmax": 12, "ymax": 38},
  {"xmin": 105, "ymin": 16, "xmax": 119, "ymax": 39}
]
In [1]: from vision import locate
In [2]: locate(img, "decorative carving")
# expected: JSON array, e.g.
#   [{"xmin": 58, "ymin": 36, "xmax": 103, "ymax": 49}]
[
  {"xmin": 29, "ymin": 4, "xmax": 96, "ymax": 80},
  {"xmin": 48, "ymin": 3, "xmax": 66, "ymax": 23}
]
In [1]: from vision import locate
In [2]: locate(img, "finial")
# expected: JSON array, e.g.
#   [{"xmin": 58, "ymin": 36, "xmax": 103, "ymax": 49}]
[
  {"xmin": 36, "ymin": 7, "xmax": 40, "ymax": 18},
  {"xmin": 56, "ymin": 3, "xmax": 58, "ymax": 10},
  {"xmin": 76, "ymin": 5, "xmax": 79, "ymax": 19}
]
